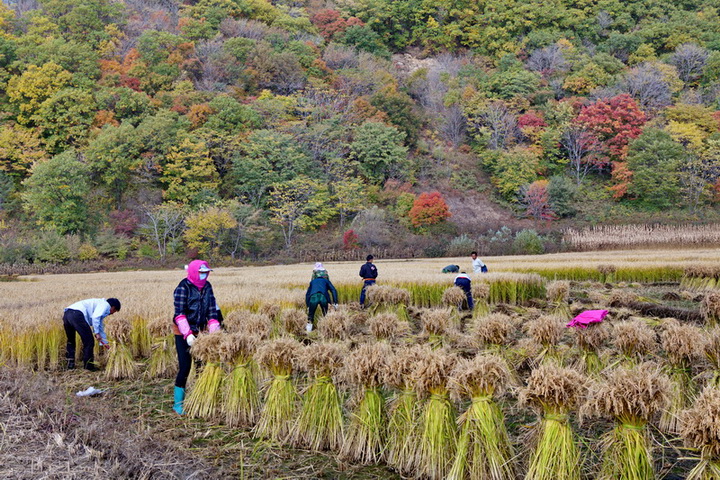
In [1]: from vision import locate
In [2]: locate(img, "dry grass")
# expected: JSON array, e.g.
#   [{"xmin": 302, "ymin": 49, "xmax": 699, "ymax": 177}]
[
  {"xmin": 702, "ymin": 292, "xmax": 720, "ymax": 327},
  {"xmin": 318, "ymin": 310, "xmax": 351, "ymax": 341},
  {"xmin": 367, "ymin": 312, "xmax": 409, "ymax": 341},
  {"xmin": 682, "ymin": 386, "xmax": 720, "ymax": 462},
  {"xmin": 442, "ymin": 286, "xmax": 467, "ymax": 307},
  {"xmin": 470, "ymin": 313, "xmax": 514, "ymax": 348},
  {"xmin": 612, "ymin": 320, "xmax": 657, "ymax": 361}
]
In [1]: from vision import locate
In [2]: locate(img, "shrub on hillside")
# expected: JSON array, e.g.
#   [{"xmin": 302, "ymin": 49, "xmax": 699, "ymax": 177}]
[{"xmin": 512, "ymin": 229, "xmax": 545, "ymax": 255}]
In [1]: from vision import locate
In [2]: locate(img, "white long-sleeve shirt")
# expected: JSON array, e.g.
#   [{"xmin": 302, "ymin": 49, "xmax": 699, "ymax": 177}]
[
  {"xmin": 65, "ymin": 298, "xmax": 111, "ymax": 343},
  {"xmin": 472, "ymin": 257, "xmax": 486, "ymax": 273}
]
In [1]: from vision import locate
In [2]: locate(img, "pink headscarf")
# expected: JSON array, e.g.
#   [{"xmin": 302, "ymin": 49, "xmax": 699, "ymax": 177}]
[{"xmin": 186, "ymin": 259, "xmax": 211, "ymax": 289}]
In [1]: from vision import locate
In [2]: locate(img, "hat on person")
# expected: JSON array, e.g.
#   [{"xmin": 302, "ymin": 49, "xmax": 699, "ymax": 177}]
[
  {"xmin": 314, "ymin": 262, "xmax": 325, "ymax": 271},
  {"xmin": 198, "ymin": 264, "xmax": 213, "ymax": 273}
]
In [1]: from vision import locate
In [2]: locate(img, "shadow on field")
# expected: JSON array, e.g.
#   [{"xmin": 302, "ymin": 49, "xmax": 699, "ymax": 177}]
[{"xmin": 0, "ymin": 368, "xmax": 398, "ymax": 479}]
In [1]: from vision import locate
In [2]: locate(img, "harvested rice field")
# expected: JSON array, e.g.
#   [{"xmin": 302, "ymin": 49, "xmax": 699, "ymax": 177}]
[{"xmin": 3, "ymin": 248, "xmax": 720, "ymax": 479}]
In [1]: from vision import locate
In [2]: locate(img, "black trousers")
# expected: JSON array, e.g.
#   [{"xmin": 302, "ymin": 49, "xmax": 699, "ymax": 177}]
[
  {"xmin": 175, "ymin": 334, "xmax": 196, "ymax": 388},
  {"xmin": 63, "ymin": 309, "xmax": 94, "ymax": 368}
]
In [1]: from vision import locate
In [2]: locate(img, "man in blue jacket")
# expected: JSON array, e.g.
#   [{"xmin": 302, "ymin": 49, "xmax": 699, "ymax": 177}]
[
  {"xmin": 306, "ymin": 264, "xmax": 339, "ymax": 332},
  {"xmin": 454, "ymin": 271, "xmax": 474, "ymax": 310},
  {"xmin": 359, "ymin": 254, "xmax": 378, "ymax": 308}
]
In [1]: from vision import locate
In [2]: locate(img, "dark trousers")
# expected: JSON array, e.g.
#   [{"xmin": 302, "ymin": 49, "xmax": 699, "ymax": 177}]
[
  {"xmin": 464, "ymin": 291, "xmax": 475, "ymax": 311},
  {"xmin": 360, "ymin": 280, "xmax": 376, "ymax": 306},
  {"xmin": 63, "ymin": 309, "xmax": 94, "ymax": 368},
  {"xmin": 307, "ymin": 293, "xmax": 328, "ymax": 324},
  {"xmin": 175, "ymin": 334, "xmax": 196, "ymax": 388}
]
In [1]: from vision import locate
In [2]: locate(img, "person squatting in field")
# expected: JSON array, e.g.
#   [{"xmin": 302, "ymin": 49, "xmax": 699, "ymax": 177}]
[
  {"xmin": 359, "ymin": 254, "xmax": 378, "ymax": 308},
  {"xmin": 172, "ymin": 259, "xmax": 222, "ymax": 415},
  {"xmin": 63, "ymin": 297, "xmax": 121, "ymax": 371},
  {"xmin": 305, "ymin": 262, "xmax": 339, "ymax": 332},
  {"xmin": 454, "ymin": 271, "xmax": 474, "ymax": 310}
]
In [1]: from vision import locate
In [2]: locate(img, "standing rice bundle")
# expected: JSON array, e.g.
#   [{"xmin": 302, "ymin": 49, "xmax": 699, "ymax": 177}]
[
  {"xmin": 367, "ymin": 312, "xmax": 409, "ymax": 342},
  {"xmin": 104, "ymin": 316, "xmax": 138, "ymax": 380},
  {"xmin": 448, "ymin": 354, "xmax": 516, "ymax": 480},
  {"xmin": 572, "ymin": 321, "xmax": 610, "ymax": 375},
  {"xmin": 281, "ymin": 308, "xmax": 306, "ymax": 337},
  {"xmin": 659, "ymin": 320, "xmax": 704, "ymax": 434},
  {"xmin": 254, "ymin": 337, "xmax": 302, "ymax": 443},
  {"xmin": 292, "ymin": 342, "xmax": 347, "ymax": 451},
  {"xmin": 412, "ymin": 346, "xmax": 458, "ymax": 480},
  {"xmin": 519, "ymin": 364, "xmax": 587, "ymax": 480},
  {"xmin": 612, "ymin": 320, "xmax": 657, "ymax": 364},
  {"xmin": 705, "ymin": 329, "xmax": 720, "ymax": 386},
  {"xmin": 145, "ymin": 317, "xmax": 175, "ymax": 378},
  {"xmin": 471, "ymin": 313, "xmax": 513, "ymax": 350},
  {"xmin": 130, "ymin": 315, "xmax": 151, "ymax": 359},
  {"xmin": 366, "ymin": 285, "xmax": 412, "ymax": 320},
  {"xmin": 421, "ymin": 308, "xmax": 456, "ymax": 348},
  {"xmin": 597, "ymin": 264, "xmax": 617, "ymax": 283},
  {"xmin": 581, "ymin": 363, "xmax": 670, "ymax": 480},
  {"xmin": 681, "ymin": 386, "xmax": 720, "ymax": 480},
  {"xmin": 219, "ymin": 333, "xmax": 260, "ymax": 428},
  {"xmin": 223, "ymin": 311, "xmax": 272, "ymax": 339},
  {"xmin": 443, "ymin": 286, "xmax": 469, "ymax": 316},
  {"xmin": 383, "ymin": 345, "xmax": 424, "ymax": 474},
  {"xmin": 525, "ymin": 315, "xmax": 565, "ymax": 363},
  {"xmin": 471, "ymin": 282, "xmax": 491, "ymax": 317},
  {"xmin": 184, "ymin": 332, "xmax": 225, "ymax": 419},
  {"xmin": 318, "ymin": 309, "xmax": 350, "ymax": 341},
  {"xmin": 702, "ymin": 292, "xmax": 720, "ymax": 328},
  {"xmin": 609, "ymin": 289, "xmax": 639, "ymax": 308},
  {"xmin": 340, "ymin": 342, "xmax": 391, "ymax": 464},
  {"xmin": 546, "ymin": 281, "xmax": 571, "ymax": 319}
]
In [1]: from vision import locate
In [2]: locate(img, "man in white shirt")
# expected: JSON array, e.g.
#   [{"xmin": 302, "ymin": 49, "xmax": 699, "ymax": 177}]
[
  {"xmin": 471, "ymin": 251, "xmax": 487, "ymax": 273},
  {"xmin": 63, "ymin": 298, "xmax": 121, "ymax": 371}
]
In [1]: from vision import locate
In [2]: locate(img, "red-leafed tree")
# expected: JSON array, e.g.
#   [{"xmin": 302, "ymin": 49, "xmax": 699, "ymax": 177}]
[
  {"xmin": 576, "ymin": 94, "xmax": 647, "ymax": 162},
  {"xmin": 408, "ymin": 191, "xmax": 451, "ymax": 227},
  {"xmin": 310, "ymin": 9, "xmax": 364, "ymax": 40},
  {"xmin": 521, "ymin": 180, "xmax": 556, "ymax": 221},
  {"xmin": 343, "ymin": 229, "xmax": 359, "ymax": 250},
  {"xmin": 518, "ymin": 111, "xmax": 546, "ymax": 129}
]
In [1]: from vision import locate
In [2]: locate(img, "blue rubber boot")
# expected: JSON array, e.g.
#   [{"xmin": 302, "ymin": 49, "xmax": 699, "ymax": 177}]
[{"xmin": 173, "ymin": 386, "xmax": 185, "ymax": 415}]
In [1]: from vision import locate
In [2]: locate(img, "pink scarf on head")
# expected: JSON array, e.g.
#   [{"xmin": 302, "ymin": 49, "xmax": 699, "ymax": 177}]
[{"xmin": 187, "ymin": 259, "xmax": 210, "ymax": 290}]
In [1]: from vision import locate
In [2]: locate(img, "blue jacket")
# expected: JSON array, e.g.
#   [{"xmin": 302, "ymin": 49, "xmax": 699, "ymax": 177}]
[
  {"xmin": 454, "ymin": 274, "xmax": 472, "ymax": 294},
  {"xmin": 306, "ymin": 277, "xmax": 338, "ymax": 304},
  {"xmin": 359, "ymin": 262, "xmax": 378, "ymax": 280}
]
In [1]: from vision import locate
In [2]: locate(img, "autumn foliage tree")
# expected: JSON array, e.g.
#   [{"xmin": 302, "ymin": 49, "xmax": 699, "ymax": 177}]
[
  {"xmin": 408, "ymin": 191, "xmax": 451, "ymax": 228},
  {"xmin": 520, "ymin": 180, "xmax": 556, "ymax": 221},
  {"xmin": 310, "ymin": 9, "xmax": 363, "ymax": 41}
]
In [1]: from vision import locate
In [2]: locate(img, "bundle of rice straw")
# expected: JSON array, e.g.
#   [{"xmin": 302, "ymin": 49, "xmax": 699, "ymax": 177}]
[
  {"xmin": 219, "ymin": 332, "xmax": 260, "ymax": 428},
  {"xmin": 519, "ymin": 364, "xmax": 587, "ymax": 480},
  {"xmin": 130, "ymin": 315, "xmax": 151, "ymax": 359},
  {"xmin": 701, "ymin": 292, "xmax": 720, "ymax": 328},
  {"xmin": 546, "ymin": 281, "xmax": 571, "ymax": 319},
  {"xmin": 704, "ymin": 329, "xmax": 720, "ymax": 386},
  {"xmin": 471, "ymin": 313, "xmax": 514, "ymax": 351},
  {"xmin": 223, "ymin": 310, "xmax": 272, "ymax": 340},
  {"xmin": 421, "ymin": 308, "xmax": 456, "ymax": 349},
  {"xmin": 448, "ymin": 354, "xmax": 516, "ymax": 480},
  {"xmin": 367, "ymin": 312, "xmax": 409, "ymax": 342},
  {"xmin": 292, "ymin": 342, "xmax": 347, "ymax": 451},
  {"xmin": 281, "ymin": 309, "xmax": 306, "ymax": 337},
  {"xmin": 412, "ymin": 346, "xmax": 458, "ymax": 480},
  {"xmin": 340, "ymin": 342, "xmax": 391, "ymax": 464},
  {"xmin": 259, "ymin": 303, "xmax": 281, "ymax": 323},
  {"xmin": 318, "ymin": 310, "xmax": 350, "ymax": 341},
  {"xmin": 582, "ymin": 362, "xmax": 670, "ymax": 480},
  {"xmin": 145, "ymin": 316, "xmax": 175, "ymax": 378},
  {"xmin": 254, "ymin": 337, "xmax": 302, "ymax": 443},
  {"xmin": 659, "ymin": 319, "xmax": 704, "ymax": 434},
  {"xmin": 443, "ymin": 286, "xmax": 469, "ymax": 312},
  {"xmin": 471, "ymin": 282, "xmax": 491, "ymax": 316},
  {"xmin": 184, "ymin": 331, "xmax": 225, "ymax": 419},
  {"xmin": 366, "ymin": 285, "xmax": 411, "ymax": 320},
  {"xmin": 597, "ymin": 264, "xmax": 616, "ymax": 283},
  {"xmin": 573, "ymin": 321, "xmax": 610, "ymax": 375},
  {"xmin": 104, "ymin": 316, "xmax": 138, "ymax": 380},
  {"xmin": 681, "ymin": 386, "xmax": 720, "ymax": 480},
  {"xmin": 608, "ymin": 289, "xmax": 639, "ymax": 308},
  {"xmin": 525, "ymin": 315, "xmax": 565, "ymax": 363},
  {"xmin": 612, "ymin": 320, "xmax": 657, "ymax": 364},
  {"xmin": 383, "ymin": 345, "xmax": 424, "ymax": 474}
]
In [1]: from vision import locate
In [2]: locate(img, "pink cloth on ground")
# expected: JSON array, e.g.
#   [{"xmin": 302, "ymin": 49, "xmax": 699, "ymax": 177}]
[{"xmin": 566, "ymin": 309, "xmax": 608, "ymax": 328}]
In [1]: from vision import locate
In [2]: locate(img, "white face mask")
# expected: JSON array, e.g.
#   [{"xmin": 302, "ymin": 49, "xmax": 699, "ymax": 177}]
[{"xmin": 199, "ymin": 273, "xmax": 208, "ymax": 280}]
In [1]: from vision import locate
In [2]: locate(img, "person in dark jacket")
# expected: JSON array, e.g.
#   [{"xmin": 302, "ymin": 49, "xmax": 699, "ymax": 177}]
[
  {"xmin": 306, "ymin": 263, "xmax": 339, "ymax": 332},
  {"xmin": 172, "ymin": 259, "xmax": 222, "ymax": 415},
  {"xmin": 454, "ymin": 271, "xmax": 474, "ymax": 310},
  {"xmin": 359, "ymin": 254, "xmax": 378, "ymax": 308}
]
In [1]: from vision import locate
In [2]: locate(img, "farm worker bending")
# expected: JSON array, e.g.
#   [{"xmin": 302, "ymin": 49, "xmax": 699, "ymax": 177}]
[
  {"xmin": 359, "ymin": 254, "xmax": 378, "ymax": 308},
  {"xmin": 63, "ymin": 297, "xmax": 121, "ymax": 371},
  {"xmin": 172, "ymin": 260, "xmax": 222, "ymax": 415},
  {"xmin": 454, "ymin": 272, "xmax": 474, "ymax": 310},
  {"xmin": 305, "ymin": 262, "xmax": 339, "ymax": 332},
  {"xmin": 471, "ymin": 251, "xmax": 487, "ymax": 273}
]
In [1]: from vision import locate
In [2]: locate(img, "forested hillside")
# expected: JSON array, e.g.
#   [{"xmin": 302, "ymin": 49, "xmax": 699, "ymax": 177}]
[{"xmin": 1, "ymin": 0, "xmax": 720, "ymax": 265}]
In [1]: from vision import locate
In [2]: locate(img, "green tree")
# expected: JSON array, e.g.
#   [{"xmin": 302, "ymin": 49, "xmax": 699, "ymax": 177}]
[
  {"xmin": 350, "ymin": 121, "xmax": 409, "ymax": 184},
  {"xmin": 491, "ymin": 147, "xmax": 540, "ymax": 201},
  {"xmin": 6, "ymin": 62, "xmax": 72, "ymax": 125},
  {"xmin": 184, "ymin": 205, "xmax": 238, "ymax": 257},
  {"xmin": 626, "ymin": 128, "xmax": 684, "ymax": 209},
  {"xmin": 333, "ymin": 177, "xmax": 367, "ymax": 228},
  {"xmin": 161, "ymin": 137, "xmax": 220, "ymax": 205},
  {"xmin": 547, "ymin": 175, "xmax": 577, "ymax": 218},
  {"xmin": 0, "ymin": 124, "xmax": 47, "ymax": 182},
  {"xmin": 22, "ymin": 149, "xmax": 91, "ymax": 234},
  {"xmin": 85, "ymin": 122, "xmax": 141, "ymax": 207},
  {"xmin": 268, "ymin": 176, "xmax": 335, "ymax": 249},
  {"xmin": 36, "ymin": 87, "xmax": 96, "ymax": 153}
]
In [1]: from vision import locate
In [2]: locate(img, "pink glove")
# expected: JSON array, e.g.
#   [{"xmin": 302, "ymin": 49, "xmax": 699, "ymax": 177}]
[
  {"xmin": 175, "ymin": 315, "xmax": 192, "ymax": 339},
  {"xmin": 208, "ymin": 319, "xmax": 221, "ymax": 333}
]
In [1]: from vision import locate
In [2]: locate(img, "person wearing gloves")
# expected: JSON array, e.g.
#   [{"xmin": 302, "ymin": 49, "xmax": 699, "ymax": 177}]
[
  {"xmin": 305, "ymin": 262, "xmax": 339, "ymax": 332},
  {"xmin": 172, "ymin": 260, "xmax": 221, "ymax": 415},
  {"xmin": 454, "ymin": 271, "xmax": 474, "ymax": 311},
  {"xmin": 63, "ymin": 297, "xmax": 121, "ymax": 371}
]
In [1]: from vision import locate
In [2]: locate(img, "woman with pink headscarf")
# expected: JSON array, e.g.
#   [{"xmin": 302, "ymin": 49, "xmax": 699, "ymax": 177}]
[{"xmin": 171, "ymin": 259, "xmax": 222, "ymax": 415}]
